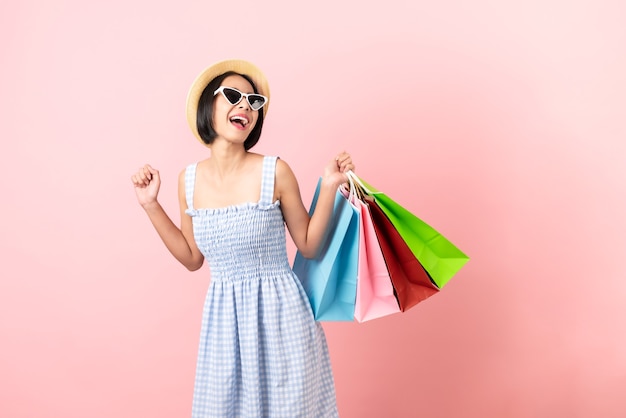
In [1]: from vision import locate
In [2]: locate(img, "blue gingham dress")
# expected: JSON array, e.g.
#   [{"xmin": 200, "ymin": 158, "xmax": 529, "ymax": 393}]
[{"xmin": 185, "ymin": 156, "xmax": 338, "ymax": 418}]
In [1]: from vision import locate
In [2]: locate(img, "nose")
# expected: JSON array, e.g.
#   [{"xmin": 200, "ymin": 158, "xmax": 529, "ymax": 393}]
[{"xmin": 237, "ymin": 94, "xmax": 251, "ymax": 110}]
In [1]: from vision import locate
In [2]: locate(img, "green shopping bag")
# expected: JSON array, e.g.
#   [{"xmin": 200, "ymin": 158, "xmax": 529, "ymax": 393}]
[{"xmin": 347, "ymin": 171, "xmax": 469, "ymax": 288}]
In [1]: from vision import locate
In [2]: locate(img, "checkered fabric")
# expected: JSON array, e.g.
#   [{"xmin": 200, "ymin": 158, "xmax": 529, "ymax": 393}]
[{"xmin": 184, "ymin": 156, "xmax": 338, "ymax": 417}]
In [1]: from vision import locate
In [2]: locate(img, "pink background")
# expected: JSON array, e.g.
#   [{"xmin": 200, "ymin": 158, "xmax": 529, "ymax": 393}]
[{"xmin": 2, "ymin": 0, "xmax": 625, "ymax": 417}]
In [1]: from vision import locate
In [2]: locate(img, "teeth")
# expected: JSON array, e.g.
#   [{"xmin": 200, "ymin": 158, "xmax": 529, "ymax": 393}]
[{"xmin": 230, "ymin": 115, "xmax": 248, "ymax": 126}]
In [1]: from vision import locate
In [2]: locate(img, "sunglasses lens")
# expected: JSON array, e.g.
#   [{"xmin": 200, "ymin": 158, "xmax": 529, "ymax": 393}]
[
  {"xmin": 248, "ymin": 95, "xmax": 266, "ymax": 110},
  {"xmin": 222, "ymin": 88, "xmax": 242, "ymax": 105}
]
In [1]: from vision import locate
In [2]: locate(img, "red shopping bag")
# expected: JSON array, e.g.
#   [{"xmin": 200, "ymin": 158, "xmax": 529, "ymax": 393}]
[{"xmin": 366, "ymin": 196, "xmax": 439, "ymax": 312}]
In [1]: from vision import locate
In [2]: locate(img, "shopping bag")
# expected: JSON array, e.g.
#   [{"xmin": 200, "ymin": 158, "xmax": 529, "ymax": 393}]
[
  {"xmin": 366, "ymin": 196, "xmax": 439, "ymax": 311},
  {"xmin": 292, "ymin": 178, "xmax": 360, "ymax": 321},
  {"xmin": 348, "ymin": 172, "xmax": 469, "ymax": 288},
  {"xmin": 340, "ymin": 183, "xmax": 400, "ymax": 322}
]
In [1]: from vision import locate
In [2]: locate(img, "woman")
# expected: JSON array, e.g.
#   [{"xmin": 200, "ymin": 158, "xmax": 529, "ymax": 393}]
[{"xmin": 131, "ymin": 59, "xmax": 354, "ymax": 417}]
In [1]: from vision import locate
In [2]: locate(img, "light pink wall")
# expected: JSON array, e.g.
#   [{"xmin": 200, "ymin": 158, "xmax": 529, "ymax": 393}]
[{"xmin": 2, "ymin": 0, "xmax": 625, "ymax": 417}]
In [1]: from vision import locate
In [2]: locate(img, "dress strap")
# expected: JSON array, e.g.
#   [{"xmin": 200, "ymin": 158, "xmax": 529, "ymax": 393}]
[
  {"xmin": 184, "ymin": 163, "xmax": 198, "ymax": 210},
  {"xmin": 259, "ymin": 156, "xmax": 278, "ymax": 206}
]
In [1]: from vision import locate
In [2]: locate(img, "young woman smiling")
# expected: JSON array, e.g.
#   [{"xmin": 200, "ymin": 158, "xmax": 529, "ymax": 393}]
[{"xmin": 131, "ymin": 59, "xmax": 354, "ymax": 417}]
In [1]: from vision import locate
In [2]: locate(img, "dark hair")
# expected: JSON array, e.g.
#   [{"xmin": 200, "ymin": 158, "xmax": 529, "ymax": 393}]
[{"xmin": 196, "ymin": 71, "xmax": 265, "ymax": 150}]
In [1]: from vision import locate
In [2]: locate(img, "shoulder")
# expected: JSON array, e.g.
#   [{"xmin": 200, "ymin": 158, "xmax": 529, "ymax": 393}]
[
  {"xmin": 229, "ymin": 152, "xmax": 266, "ymax": 171},
  {"xmin": 274, "ymin": 158, "xmax": 299, "ymax": 200},
  {"xmin": 178, "ymin": 162, "xmax": 197, "ymax": 181},
  {"xmin": 251, "ymin": 153, "xmax": 290, "ymax": 177},
  {"xmin": 275, "ymin": 157, "xmax": 295, "ymax": 179}
]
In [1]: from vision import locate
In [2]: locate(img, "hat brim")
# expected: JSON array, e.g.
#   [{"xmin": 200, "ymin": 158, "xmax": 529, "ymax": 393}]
[{"xmin": 185, "ymin": 59, "xmax": 270, "ymax": 145}]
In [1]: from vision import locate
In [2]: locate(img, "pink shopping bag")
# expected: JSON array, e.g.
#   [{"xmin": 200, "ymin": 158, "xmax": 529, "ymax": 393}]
[{"xmin": 341, "ymin": 182, "xmax": 400, "ymax": 322}]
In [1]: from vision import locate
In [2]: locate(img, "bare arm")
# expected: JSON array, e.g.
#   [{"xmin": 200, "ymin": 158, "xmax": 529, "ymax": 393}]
[
  {"xmin": 278, "ymin": 152, "xmax": 354, "ymax": 258},
  {"xmin": 131, "ymin": 164, "xmax": 204, "ymax": 271}
]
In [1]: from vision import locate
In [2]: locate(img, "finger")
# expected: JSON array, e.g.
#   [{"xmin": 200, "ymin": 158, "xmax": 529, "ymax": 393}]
[
  {"xmin": 336, "ymin": 155, "xmax": 354, "ymax": 172},
  {"xmin": 146, "ymin": 166, "xmax": 160, "ymax": 180},
  {"xmin": 142, "ymin": 166, "xmax": 153, "ymax": 180},
  {"xmin": 337, "ymin": 151, "xmax": 352, "ymax": 161},
  {"xmin": 136, "ymin": 171, "xmax": 147, "ymax": 186},
  {"xmin": 335, "ymin": 151, "xmax": 349, "ymax": 161},
  {"xmin": 131, "ymin": 174, "xmax": 145, "ymax": 188},
  {"xmin": 335, "ymin": 155, "xmax": 349, "ymax": 169},
  {"xmin": 140, "ymin": 167, "xmax": 152, "ymax": 185}
]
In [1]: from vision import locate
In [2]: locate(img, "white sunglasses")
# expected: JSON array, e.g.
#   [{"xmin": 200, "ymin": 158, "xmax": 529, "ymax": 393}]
[{"xmin": 213, "ymin": 86, "xmax": 268, "ymax": 111}]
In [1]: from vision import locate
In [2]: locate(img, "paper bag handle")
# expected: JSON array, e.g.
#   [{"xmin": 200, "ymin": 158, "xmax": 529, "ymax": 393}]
[
  {"xmin": 340, "ymin": 169, "xmax": 359, "ymax": 204},
  {"xmin": 345, "ymin": 170, "xmax": 373, "ymax": 197}
]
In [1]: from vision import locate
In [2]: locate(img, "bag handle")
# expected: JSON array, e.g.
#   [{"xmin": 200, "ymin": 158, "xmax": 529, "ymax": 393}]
[
  {"xmin": 345, "ymin": 170, "xmax": 373, "ymax": 198},
  {"xmin": 340, "ymin": 169, "xmax": 359, "ymax": 204}
]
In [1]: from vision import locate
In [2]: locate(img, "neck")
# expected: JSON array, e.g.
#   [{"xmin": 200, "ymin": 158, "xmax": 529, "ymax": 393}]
[{"xmin": 206, "ymin": 141, "xmax": 248, "ymax": 178}]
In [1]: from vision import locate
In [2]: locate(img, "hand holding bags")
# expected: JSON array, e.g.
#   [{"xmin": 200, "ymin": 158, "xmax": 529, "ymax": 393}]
[
  {"xmin": 292, "ymin": 178, "xmax": 360, "ymax": 321},
  {"xmin": 293, "ymin": 170, "xmax": 469, "ymax": 322}
]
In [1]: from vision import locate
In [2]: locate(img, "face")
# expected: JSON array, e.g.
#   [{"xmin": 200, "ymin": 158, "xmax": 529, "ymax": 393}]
[{"xmin": 211, "ymin": 75, "xmax": 261, "ymax": 144}]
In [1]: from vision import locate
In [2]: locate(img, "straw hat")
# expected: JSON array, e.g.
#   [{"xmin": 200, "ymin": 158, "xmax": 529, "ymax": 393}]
[{"xmin": 185, "ymin": 59, "xmax": 270, "ymax": 144}]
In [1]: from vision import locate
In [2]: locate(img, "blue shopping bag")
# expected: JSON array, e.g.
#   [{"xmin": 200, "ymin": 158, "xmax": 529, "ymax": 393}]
[{"xmin": 293, "ymin": 178, "xmax": 360, "ymax": 321}]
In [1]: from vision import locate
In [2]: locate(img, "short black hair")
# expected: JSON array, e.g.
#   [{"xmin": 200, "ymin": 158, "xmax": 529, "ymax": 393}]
[{"xmin": 196, "ymin": 71, "xmax": 265, "ymax": 150}]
